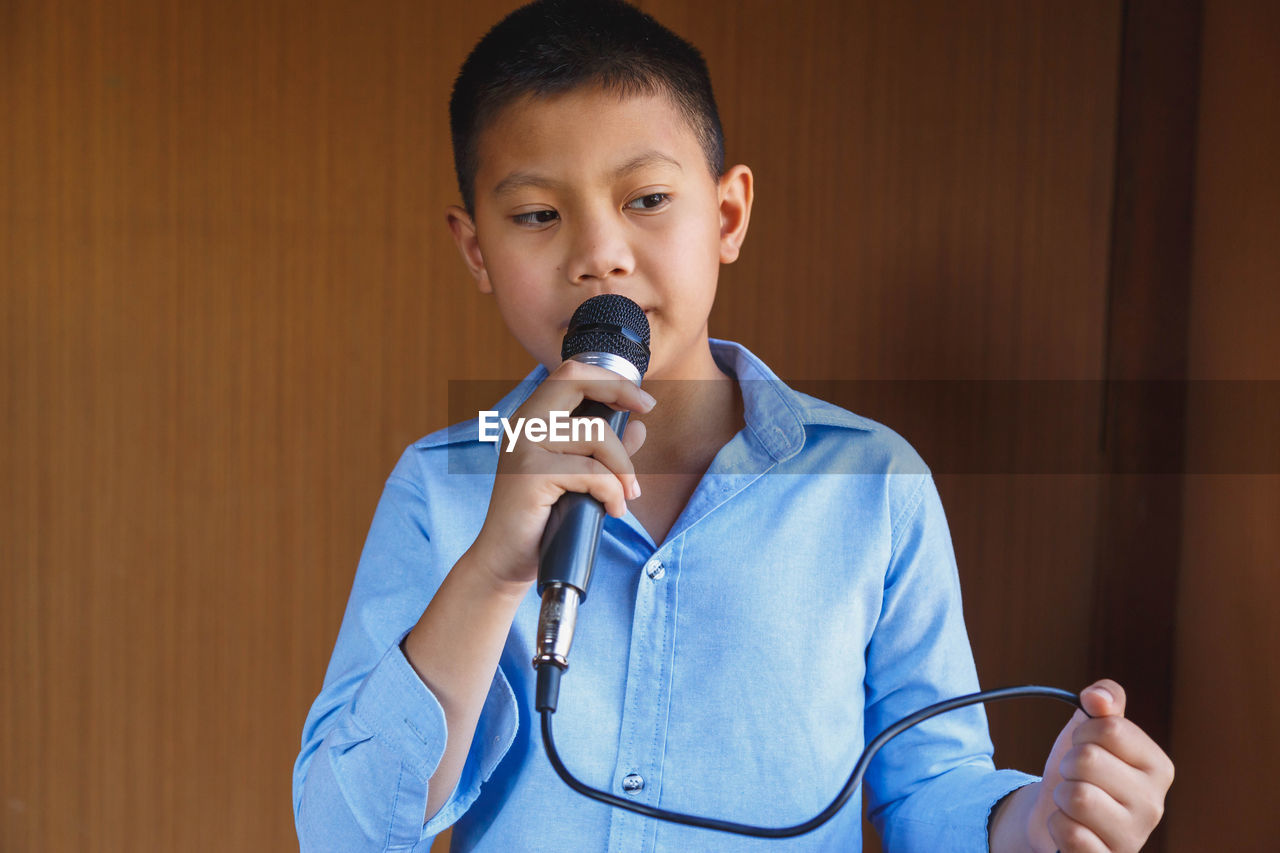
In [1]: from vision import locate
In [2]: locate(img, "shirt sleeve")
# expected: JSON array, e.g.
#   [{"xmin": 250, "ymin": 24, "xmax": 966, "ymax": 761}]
[
  {"xmin": 292, "ymin": 450, "xmax": 520, "ymax": 852},
  {"xmin": 863, "ymin": 473, "xmax": 1039, "ymax": 853}
]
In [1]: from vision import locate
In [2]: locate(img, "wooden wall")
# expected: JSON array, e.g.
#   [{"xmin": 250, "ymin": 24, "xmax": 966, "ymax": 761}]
[
  {"xmin": 1166, "ymin": 1, "xmax": 1280, "ymax": 849},
  {"xmin": 2, "ymin": 1, "xmax": 1271, "ymax": 850}
]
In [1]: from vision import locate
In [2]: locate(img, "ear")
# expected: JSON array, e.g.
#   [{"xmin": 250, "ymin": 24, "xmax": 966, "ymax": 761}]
[
  {"xmin": 717, "ymin": 164, "xmax": 754, "ymax": 264},
  {"xmin": 446, "ymin": 205, "xmax": 492, "ymax": 293}
]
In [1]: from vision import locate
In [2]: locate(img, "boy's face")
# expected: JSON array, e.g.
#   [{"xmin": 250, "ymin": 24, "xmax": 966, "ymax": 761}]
[{"xmin": 447, "ymin": 86, "xmax": 752, "ymax": 380}]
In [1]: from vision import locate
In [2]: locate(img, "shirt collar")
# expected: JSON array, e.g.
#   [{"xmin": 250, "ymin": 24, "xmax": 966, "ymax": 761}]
[{"xmin": 709, "ymin": 338, "xmax": 877, "ymax": 464}]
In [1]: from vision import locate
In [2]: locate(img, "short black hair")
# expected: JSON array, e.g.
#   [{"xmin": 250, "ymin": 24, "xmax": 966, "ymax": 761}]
[{"xmin": 449, "ymin": 0, "xmax": 726, "ymax": 215}]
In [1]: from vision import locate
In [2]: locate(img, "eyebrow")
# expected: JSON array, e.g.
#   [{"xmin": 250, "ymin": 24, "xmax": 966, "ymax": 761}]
[{"xmin": 491, "ymin": 150, "xmax": 683, "ymax": 197}]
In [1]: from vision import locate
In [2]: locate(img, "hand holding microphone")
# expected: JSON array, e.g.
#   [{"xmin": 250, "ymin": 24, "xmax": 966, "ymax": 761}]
[{"xmin": 468, "ymin": 295, "xmax": 653, "ymax": 594}]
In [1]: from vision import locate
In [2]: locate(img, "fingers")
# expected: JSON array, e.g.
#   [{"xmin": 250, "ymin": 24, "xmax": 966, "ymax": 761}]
[
  {"xmin": 1061, "ymin": 718, "xmax": 1174, "ymax": 850},
  {"xmin": 1047, "ymin": 808, "xmax": 1109, "ymax": 853},
  {"xmin": 1070, "ymin": 714, "xmax": 1175, "ymax": 781},
  {"xmin": 532, "ymin": 359, "xmax": 657, "ymax": 416},
  {"xmin": 500, "ymin": 361, "xmax": 655, "ymax": 510},
  {"xmin": 533, "ymin": 453, "xmax": 633, "ymax": 518},
  {"xmin": 1058, "ymin": 740, "xmax": 1149, "ymax": 809},
  {"xmin": 535, "ymin": 426, "xmax": 642, "ymax": 501},
  {"xmin": 1051, "ymin": 778, "xmax": 1132, "ymax": 852}
]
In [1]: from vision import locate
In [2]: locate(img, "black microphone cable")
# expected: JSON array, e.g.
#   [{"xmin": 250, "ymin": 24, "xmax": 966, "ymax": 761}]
[{"xmin": 535, "ymin": 665, "xmax": 1086, "ymax": 839}]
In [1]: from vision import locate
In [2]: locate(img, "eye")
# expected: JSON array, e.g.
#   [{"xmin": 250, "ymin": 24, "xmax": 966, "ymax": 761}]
[
  {"xmin": 512, "ymin": 209, "xmax": 559, "ymax": 227},
  {"xmin": 625, "ymin": 192, "xmax": 671, "ymax": 212}
]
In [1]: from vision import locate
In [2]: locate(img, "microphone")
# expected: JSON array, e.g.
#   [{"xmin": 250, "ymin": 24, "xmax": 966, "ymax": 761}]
[{"xmin": 533, "ymin": 294, "xmax": 650, "ymax": 711}]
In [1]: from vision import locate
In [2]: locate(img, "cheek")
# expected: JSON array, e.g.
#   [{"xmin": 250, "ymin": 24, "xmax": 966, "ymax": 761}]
[
  {"xmin": 475, "ymin": 243, "xmax": 563, "ymax": 353},
  {"xmin": 650, "ymin": 207, "xmax": 721, "ymax": 272},
  {"xmin": 482, "ymin": 245, "xmax": 549, "ymax": 306},
  {"xmin": 651, "ymin": 215, "xmax": 721, "ymax": 308}
]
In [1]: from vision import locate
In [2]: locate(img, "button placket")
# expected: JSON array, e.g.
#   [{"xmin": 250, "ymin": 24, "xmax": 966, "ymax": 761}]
[{"xmin": 604, "ymin": 544, "xmax": 678, "ymax": 853}]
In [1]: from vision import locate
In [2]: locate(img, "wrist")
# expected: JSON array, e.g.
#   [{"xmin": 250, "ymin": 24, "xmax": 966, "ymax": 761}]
[
  {"xmin": 401, "ymin": 546, "xmax": 534, "ymax": 690},
  {"xmin": 988, "ymin": 780, "xmax": 1039, "ymax": 853},
  {"xmin": 458, "ymin": 542, "xmax": 535, "ymax": 602}
]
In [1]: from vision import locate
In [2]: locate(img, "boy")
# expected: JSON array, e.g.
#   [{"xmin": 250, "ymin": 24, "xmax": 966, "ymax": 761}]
[{"xmin": 293, "ymin": 1, "xmax": 1173, "ymax": 850}]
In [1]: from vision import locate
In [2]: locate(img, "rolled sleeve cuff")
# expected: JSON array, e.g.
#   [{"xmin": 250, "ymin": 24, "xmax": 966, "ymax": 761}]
[
  {"xmin": 340, "ymin": 638, "xmax": 519, "ymax": 846},
  {"xmin": 879, "ymin": 765, "xmax": 1040, "ymax": 853}
]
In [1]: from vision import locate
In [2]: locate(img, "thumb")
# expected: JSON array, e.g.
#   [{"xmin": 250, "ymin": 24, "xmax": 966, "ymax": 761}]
[
  {"xmin": 621, "ymin": 418, "xmax": 647, "ymax": 455},
  {"xmin": 1079, "ymin": 677, "xmax": 1126, "ymax": 718},
  {"xmin": 1042, "ymin": 679, "xmax": 1126, "ymax": 782}
]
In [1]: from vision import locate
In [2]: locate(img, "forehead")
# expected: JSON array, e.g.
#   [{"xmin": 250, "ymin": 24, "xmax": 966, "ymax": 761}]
[{"xmin": 473, "ymin": 86, "xmax": 706, "ymax": 194}]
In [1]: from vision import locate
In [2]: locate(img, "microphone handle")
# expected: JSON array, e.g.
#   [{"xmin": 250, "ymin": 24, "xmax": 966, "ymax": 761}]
[{"xmin": 536, "ymin": 399, "xmax": 631, "ymax": 601}]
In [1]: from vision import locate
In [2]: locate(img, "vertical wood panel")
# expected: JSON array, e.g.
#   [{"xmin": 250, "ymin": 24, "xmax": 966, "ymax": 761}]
[
  {"xmin": 650, "ymin": 0, "xmax": 1119, "ymax": 382},
  {"xmin": 1167, "ymin": 1, "xmax": 1280, "ymax": 849},
  {"xmin": 1089, "ymin": 3, "xmax": 1202, "ymax": 789},
  {"xmin": 2, "ymin": 1, "xmax": 528, "ymax": 850}
]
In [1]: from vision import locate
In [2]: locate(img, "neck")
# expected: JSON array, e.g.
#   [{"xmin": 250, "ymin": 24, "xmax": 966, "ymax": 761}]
[{"xmin": 631, "ymin": 341, "xmax": 744, "ymax": 477}]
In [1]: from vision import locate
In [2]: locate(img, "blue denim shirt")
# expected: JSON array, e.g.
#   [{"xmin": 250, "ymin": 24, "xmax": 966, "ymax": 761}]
[{"xmin": 293, "ymin": 339, "xmax": 1037, "ymax": 852}]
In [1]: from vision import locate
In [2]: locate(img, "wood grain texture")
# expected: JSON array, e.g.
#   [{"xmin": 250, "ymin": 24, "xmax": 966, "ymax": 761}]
[
  {"xmin": 650, "ymin": 0, "xmax": 1119, "ymax": 382},
  {"xmin": 1, "ymin": 1, "xmax": 1140, "ymax": 851},
  {"xmin": 1166, "ymin": 0, "xmax": 1280, "ymax": 849},
  {"xmin": 1, "ymin": 1, "xmax": 527, "ymax": 849},
  {"xmin": 1087, "ymin": 12, "xmax": 1202, "ymax": 850}
]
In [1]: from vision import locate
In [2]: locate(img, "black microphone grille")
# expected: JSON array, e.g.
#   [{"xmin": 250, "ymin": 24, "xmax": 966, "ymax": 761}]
[{"xmin": 561, "ymin": 294, "xmax": 651, "ymax": 377}]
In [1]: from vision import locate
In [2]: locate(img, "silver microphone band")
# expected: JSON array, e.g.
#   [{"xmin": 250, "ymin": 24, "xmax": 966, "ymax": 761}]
[{"xmin": 567, "ymin": 351, "xmax": 642, "ymax": 385}]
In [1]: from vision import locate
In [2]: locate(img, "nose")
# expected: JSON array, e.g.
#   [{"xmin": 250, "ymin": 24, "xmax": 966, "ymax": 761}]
[{"xmin": 565, "ymin": 210, "xmax": 635, "ymax": 284}]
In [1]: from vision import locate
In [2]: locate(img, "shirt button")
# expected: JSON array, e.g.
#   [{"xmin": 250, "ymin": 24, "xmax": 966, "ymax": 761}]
[
  {"xmin": 644, "ymin": 558, "xmax": 665, "ymax": 580},
  {"xmin": 621, "ymin": 773, "xmax": 645, "ymax": 794}
]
